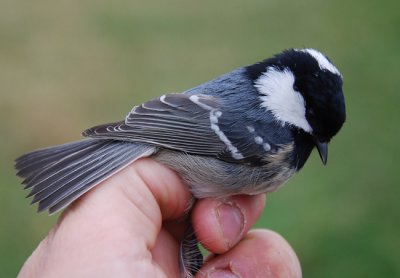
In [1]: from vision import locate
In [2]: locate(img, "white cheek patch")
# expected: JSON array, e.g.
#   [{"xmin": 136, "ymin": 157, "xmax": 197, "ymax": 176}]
[
  {"xmin": 254, "ymin": 67, "xmax": 313, "ymax": 133},
  {"xmin": 298, "ymin": 48, "xmax": 342, "ymax": 76}
]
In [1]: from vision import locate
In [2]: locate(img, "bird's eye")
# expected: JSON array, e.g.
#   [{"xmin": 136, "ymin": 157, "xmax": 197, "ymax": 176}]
[
  {"xmin": 293, "ymin": 84, "xmax": 299, "ymax": 91},
  {"xmin": 314, "ymin": 72, "xmax": 320, "ymax": 78}
]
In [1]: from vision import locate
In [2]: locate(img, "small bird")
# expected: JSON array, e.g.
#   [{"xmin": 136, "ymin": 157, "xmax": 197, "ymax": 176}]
[{"xmin": 15, "ymin": 48, "xmax": 346, "ymax": 277}]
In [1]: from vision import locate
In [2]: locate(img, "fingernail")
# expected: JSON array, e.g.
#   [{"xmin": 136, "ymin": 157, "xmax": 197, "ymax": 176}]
[
  {"xmin": 208, "ymin": 269, "xmax": 239, "ymax": 278},
  {"xmin": 216, "ymin": 202, "xmax": 244, "ymax": 248}
]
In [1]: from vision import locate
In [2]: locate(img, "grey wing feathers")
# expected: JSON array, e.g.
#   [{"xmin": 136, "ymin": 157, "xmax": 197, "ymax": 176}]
[
  {"xmin": 15, "ymin": 93, "xmax": 227, "ymax": 213},
  {"xmin": 83, "ymin": 93, "xmax": 226, "ymax": 156},
  {"xmin": 15, "ymin": 139, "xmax": 156, "ymax": 214}
]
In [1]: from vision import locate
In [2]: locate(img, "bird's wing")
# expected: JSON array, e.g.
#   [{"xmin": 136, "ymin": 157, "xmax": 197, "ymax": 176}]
[
  {"xmin": 83, "ymin": 94, "xmax": 226, "ymax": 155},
  {"xmin": 83, "ymin": 93, "xmax": 271, "ymax": 163}
]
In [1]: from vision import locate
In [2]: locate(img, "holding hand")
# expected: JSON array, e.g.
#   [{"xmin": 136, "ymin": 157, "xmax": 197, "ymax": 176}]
[{"xmin": 18, "ymin": 159, "xmax": 301, "ymax": 278}]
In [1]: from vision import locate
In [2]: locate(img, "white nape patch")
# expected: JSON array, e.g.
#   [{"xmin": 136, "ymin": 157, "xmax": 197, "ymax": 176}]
[
  {"xmin": 255, "ymin": 67, "xmax": 313, "ymax": 133},
  {"xmin": 189, "ymin": 95, "xmax": 213, "ymax": 110},
  {"xmin": 209, "ymin": 110, "xmax": 244, "ymax": 160},
  {"xmin": 298, "ymin": 49, "xmax": 341, "ymax": 76}
]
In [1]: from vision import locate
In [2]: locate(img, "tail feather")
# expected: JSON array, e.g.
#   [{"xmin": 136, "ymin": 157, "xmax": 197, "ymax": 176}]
[
  {"xmin": 26, "ymin": 141, "xmax": 117, "ymax": 198},
  {"xmin": 24, "ymin": 141, "xmax": 112, "ymax": 194},
  {"xmin": 15, "ymin": 139, "xmax": 156, "ymax": 214},
  {"xmin": 16, "ymin": 140, "xmax": 98, "ymax": 185}
]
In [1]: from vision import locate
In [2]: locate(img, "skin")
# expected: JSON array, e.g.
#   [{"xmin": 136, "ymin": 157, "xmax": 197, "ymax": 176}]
[{"xmin": 18, "ymin": 159, "xmax": 302, "ymax": 278}]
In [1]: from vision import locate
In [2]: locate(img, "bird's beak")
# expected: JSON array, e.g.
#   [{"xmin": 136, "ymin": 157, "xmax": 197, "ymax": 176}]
[{"xmin": 315, "ymin": 141, "xmax": 328, "ymax": 165}]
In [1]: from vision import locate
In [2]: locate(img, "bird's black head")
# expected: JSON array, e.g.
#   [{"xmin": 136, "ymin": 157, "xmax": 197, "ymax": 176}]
[{"xmin": 246, "ymin": 48, "xmax": 346, "ymax": 164}]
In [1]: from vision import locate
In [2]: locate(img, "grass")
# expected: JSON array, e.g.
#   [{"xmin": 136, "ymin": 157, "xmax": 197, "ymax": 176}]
[{"xmin": 1, "ymin": 0, "xmax": 399, "ymax": 276}]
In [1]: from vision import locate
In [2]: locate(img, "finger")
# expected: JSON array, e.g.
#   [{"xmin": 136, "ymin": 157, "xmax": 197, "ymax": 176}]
[
  {"xmin": 132, "ymin": 158, "xmax": 192, "ymax": 221},
  {"xmin": 197, "ymin": 229, "xmax": 302, "ymax": 278},
  {"xmin": 192, "ymin": 194, "xmax": 266, "ymax": 254}
]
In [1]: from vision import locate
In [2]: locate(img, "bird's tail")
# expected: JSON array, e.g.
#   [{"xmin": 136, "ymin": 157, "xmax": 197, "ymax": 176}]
[{"xmin": 15, "ymin": 139, "xmax": 156, "ymax": 214}]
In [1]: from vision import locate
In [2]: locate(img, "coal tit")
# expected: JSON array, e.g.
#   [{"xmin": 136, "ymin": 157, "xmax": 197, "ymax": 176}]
[{"xmin": 15, "ymin": 48, "xmax": 346, "ymax": 277}]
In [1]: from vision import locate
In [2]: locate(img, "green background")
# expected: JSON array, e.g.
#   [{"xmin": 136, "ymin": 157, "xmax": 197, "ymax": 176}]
[{"xmin": 1, "ymin": 0, "xmax": 399, "ymax": 277}]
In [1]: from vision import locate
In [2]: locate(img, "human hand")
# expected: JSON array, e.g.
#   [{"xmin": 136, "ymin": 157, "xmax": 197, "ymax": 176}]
[{"xmin": 18, "ymin": 158, "xmax": 301, "ymax": 278}]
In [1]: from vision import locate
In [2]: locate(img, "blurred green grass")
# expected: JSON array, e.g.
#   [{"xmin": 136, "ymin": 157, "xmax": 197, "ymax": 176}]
[{"xmin": 1, "ymin": 0, "xmax": 399, "ymax": 276}]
